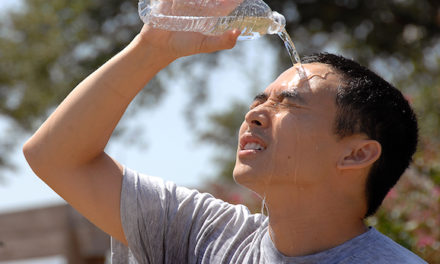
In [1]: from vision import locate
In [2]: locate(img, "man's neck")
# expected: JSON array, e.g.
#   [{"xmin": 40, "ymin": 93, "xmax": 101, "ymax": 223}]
[{"xmin": 264, "ymin": 185, "xmax": 367, "ymax": 257}]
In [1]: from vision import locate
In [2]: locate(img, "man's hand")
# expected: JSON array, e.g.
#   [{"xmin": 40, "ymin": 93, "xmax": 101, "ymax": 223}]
[
  {"xmin": 137, "ymin": 25, "xmax": 240, "ymax": 64},
  {"xmin": 137, "ymin": 0, "xmax": 243, "ymax": 63}
]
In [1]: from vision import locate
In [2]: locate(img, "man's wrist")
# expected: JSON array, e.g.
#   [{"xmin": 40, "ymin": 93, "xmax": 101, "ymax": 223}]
[{"xmin": 131, "ymin": 27, "xmax": 177, "ymax": 68}]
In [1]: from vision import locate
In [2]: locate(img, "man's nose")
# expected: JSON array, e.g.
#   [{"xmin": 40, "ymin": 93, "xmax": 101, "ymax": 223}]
[{"xmin": 244, "ymin": 106, "xmax": 270, "ymax": 128}]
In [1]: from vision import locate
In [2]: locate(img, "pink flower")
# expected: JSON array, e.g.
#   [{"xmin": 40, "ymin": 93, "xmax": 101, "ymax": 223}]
[
  {"xmin": 229, "ymin": 193, "xmax": 243, "ymax": 204},
  {"xmin": 385, "ymin": 188, "xmax": 398, "ymax": 199},
  {"xmin": 416, "ymin": 234, "xmax": 435, "ymax": 248},
  {"xmin": 433, "ymin": 186, "xmax": 440, "ymax": 197}
]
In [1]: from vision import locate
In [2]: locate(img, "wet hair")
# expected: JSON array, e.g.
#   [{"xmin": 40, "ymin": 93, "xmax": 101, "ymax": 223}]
[{"xmin": 301, "ymin": 53, "xmax": 418, "ymax": 217}]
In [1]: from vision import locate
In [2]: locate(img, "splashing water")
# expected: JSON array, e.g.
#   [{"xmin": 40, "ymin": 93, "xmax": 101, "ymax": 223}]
[
  {"xmin": 261, "ymin": 194, "xmax": 267, "ymax": 215},
  {"xmin": 256, "ymin": 28, "xmax": 305, "ymax": 237},
  {"xmin": 278, "ymin": 28, "xmax": 307, "ymax": 81},
  {"xmin": 278, "ymin": 29, "xmax": 301, "ymax": 65}
]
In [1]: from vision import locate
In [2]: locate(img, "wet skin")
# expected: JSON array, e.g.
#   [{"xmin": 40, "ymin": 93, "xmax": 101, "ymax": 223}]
[{"xmin": 233, "ymin": 63, "xmax": 343, "ymax": 196}]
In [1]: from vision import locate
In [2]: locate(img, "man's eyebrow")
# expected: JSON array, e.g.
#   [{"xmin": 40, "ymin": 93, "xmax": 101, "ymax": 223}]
[
  {"xmin": 278, "ymin": 90, "xmax": 308, "ymax": 104},
  {"xmin": 253, "ymin": 92, "xmax": 268, "ymax": 102}
]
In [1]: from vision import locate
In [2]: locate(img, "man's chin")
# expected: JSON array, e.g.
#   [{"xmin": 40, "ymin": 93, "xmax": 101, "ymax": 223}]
[
  {"xmin": 233, "ymin": 166, "xmax": 263, "ymax": 193},
  {"xmin": 232, "ymin": 164, "xmax": 251, "ymax": 183},
  {"xmin": 232, "ymin": 168, "xmax": 249, "ymax": 186}
]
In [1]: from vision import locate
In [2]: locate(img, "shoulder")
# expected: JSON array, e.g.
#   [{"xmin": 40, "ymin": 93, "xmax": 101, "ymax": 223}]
[
  {"xmin": 122, "ymin": 166, "xmax": 264, "ymax": 229},
  {"xmin": 347, "ymin": 227, "xmax": 427, "ymax": 264}
]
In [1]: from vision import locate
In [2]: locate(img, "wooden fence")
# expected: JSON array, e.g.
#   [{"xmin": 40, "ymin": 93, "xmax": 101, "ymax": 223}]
[{"xmin": 0, "ymin": 204, "xmax": 110, "ymax": 264}]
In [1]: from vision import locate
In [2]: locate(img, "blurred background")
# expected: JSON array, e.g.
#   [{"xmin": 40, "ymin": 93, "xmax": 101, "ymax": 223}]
[{"xmin": 0, "ymin": 0, "xmax": 439, "ymax": 263}]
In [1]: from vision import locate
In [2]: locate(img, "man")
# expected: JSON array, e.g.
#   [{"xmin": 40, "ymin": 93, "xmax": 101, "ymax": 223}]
[{"xmin": 23, "ymin": 22, "xmax": 425, "ymax": 263}]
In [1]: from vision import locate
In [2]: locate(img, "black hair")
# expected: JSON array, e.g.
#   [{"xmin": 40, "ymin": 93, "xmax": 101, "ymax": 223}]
[{"xmin": 301, "ymin": 53, "xmax": 418, "ymax": 217}]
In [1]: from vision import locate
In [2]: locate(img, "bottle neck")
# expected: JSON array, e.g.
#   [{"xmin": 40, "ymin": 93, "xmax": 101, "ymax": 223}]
[{"xmin": 268, "ymin": 11, "xmax": 286, "ymax": 34}]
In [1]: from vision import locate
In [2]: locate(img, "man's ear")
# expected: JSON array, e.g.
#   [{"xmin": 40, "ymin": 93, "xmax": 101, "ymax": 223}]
[{"xmin": 337, "ymin": 140, "xmax": 382, "ymax": 170}]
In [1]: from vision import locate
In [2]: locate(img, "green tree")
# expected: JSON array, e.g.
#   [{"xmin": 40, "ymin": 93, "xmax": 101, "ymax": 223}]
[
  {"xmin": 0, "ymin": 0, "xmax": 142, "ymax": 168},
  {"xmin": 0, "ymin": 0, "xmax": 213, "ymax": 168}
]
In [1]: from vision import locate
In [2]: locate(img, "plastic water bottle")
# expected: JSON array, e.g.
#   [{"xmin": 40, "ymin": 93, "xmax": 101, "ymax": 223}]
[{"xmin": 138, "ymin": 0, "xmax": 286, "ymax": 40}]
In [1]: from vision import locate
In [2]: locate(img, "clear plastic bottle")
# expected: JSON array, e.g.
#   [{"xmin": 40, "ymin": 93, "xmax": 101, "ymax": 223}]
[{"xmin": 138, "ymin": 0, "xmax": 286, "ymax": 40}]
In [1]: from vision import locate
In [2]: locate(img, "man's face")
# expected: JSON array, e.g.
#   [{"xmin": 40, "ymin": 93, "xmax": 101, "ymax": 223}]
[{"xmin": 233, "ymin": 63, "xmax": 344, "ymax": 195}]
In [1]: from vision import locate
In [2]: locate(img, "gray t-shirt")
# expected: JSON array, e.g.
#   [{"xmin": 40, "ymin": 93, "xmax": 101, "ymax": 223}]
[{"xmin": 111, "ymin": 167, "xmax": 427, "ymax": 264}]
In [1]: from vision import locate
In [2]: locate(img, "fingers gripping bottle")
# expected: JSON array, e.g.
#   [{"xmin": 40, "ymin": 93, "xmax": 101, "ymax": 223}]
[{"xmin": 138, "ymin": 0, "xmax": 286, "ymax": 40}]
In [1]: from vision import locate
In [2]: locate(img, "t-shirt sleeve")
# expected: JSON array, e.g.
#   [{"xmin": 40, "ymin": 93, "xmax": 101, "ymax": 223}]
[{"xmin": 111, "ymin": 166, "xmax": 254, "ymax": 264}]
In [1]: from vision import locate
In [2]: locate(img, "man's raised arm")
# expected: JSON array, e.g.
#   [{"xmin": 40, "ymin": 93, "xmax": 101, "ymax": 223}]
[{"xmin": 23, "ymin": 25, "xmax": 239, "ymax": 244}]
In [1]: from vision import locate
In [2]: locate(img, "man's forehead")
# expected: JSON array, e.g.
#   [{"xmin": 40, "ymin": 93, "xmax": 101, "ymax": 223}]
[
  {"xmin": 280, "ymin": 62, "xmax": 334, "ymax": 78},
  {"xmin": 267, "ymin": 63, "xmax": 341, "ymax": 94}
]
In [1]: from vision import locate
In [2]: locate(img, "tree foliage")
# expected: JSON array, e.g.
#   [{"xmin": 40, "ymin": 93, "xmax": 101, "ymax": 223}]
[
  {"xmin": 1, "ymin": 0, "xmax": 138, "ymax": 129},
  {"xmin": 0, "ymin": 0, "xmax": 226, "ymax": 168},
  {"xmin": 0, "ymin": 0, "xmax": 164, "ymax": 168}
]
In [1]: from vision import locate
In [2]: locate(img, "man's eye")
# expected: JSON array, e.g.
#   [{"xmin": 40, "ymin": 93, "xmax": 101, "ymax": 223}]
[
  {"xmin": 249, "ymin": 100, "xmax": 300, "ymax": 110},
  {"xmin": 279, "ymin": 99, "xmax": 302, "ymax": 109}
]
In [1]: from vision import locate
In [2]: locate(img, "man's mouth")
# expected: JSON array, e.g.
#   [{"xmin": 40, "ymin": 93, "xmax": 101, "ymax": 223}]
[
  {"xmin": 242, "ymin": 142, "xmax": 265, "ymax": 151},
  {"xmin": 239, "ymin": 134, "xmax": 267, "ymax": 155}
]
